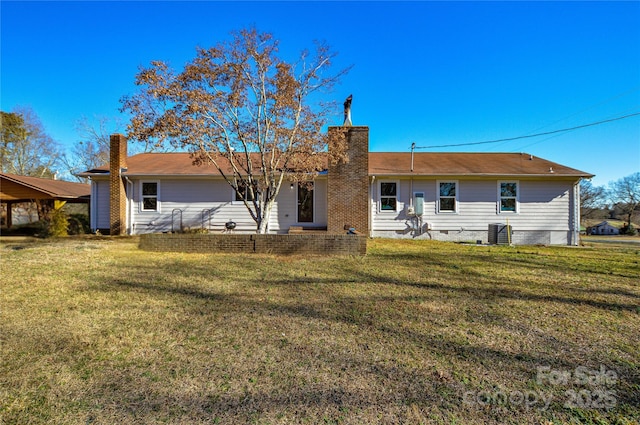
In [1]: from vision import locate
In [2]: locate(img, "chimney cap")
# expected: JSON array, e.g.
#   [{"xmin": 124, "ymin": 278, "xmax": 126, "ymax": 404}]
[{"xmin": 343, "ymin": 94, "xmax": 353, "ymax": 126}]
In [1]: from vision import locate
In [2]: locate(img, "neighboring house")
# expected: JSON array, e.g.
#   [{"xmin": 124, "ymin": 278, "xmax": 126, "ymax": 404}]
[
  {"xmin": 587, "ymin": 221, "xmax": 620, "ymax": 235},
  {"xmin": 0, "ymin": 173, "xmax": 90, "ymax": 227},
  {"xmin": 79, "ymin": 127, "xmax": 593, "ymax": 245}
]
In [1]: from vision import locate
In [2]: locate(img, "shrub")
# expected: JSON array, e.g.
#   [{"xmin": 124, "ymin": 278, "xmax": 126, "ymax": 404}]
[
  {"xmin": 183, "ymin": 227, "xmax": 209, "ymax": 234},
  {"xmin": 47, "ymin": 209, "xmax": 69, "ymax": 237},
  {"xmin": 619, "ymin": 223, "xmax": 637, "ymax": 236},
  {"xmin": 68, "ymin": 214, "xmax": 90, "ymax": 235}
]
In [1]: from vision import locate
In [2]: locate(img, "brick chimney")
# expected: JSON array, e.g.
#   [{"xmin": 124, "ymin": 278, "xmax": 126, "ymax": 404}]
[
  {"xmin": 109, "ymin": 134, "xmax": 127, "ymax": 235},
  {"xmin": 327, "ymin": 126, "xmax": 369, "ymax": 235}
]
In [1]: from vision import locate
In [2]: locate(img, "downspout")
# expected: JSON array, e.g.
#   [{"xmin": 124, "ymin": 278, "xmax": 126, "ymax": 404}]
[
  {"xmin": 124, "ymin": 176, "xmax": 133, "ymax": 235},
  {"xmin": 573, "ymin": 180, "xmax": 581, "ymax": 246},
  {"xmin": 409, "ymin": 142, "xmax": 416, "ymax": 233},
  {"xmin": 410, "ymin": 178, "xmax": 414, "ymax": 208},
  {"xmin": 89, "ymin": 177, "xmax": 96, "ymax": 233},
  {"xmin": 411, "ymin": 142, "xmax": 415, "ymax": 173},
  {"xmin": 370, "ymin": 175, "xmax": 376, "ymax": 238}
]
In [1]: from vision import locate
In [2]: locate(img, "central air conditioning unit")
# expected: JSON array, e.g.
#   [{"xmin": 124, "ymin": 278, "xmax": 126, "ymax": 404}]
[{"xmin": 488, "ymin": 223, "xmax": 512, "ymax": 245}]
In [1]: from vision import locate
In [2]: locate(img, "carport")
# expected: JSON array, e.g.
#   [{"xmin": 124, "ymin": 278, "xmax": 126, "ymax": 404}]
[{"xmin": 0, "ymin": 173, "xmax": 90, "ymax": 228}]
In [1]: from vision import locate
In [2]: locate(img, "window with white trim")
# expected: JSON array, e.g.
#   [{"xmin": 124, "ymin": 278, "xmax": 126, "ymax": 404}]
[
  {"xmin": 379, "ymin": 181, "xmax": 398, "ymax": 211},
  {"xmin": 235, "ymin": 182, "xmax": 256, "ymax": 202},
  {"xmin": 437, "ymin": 181, "xmax": 458, "ymax": 213},
  {"xmin": 141, "ymin": 181, "xmax": 159, "ymax": 211},
  {"xmin": 499, "ymin": 181, "xmax": 518, "ymax": 213}
]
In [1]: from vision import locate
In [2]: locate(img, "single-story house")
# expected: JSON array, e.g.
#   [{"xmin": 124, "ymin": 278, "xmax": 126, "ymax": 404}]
[
  {"xmin": 79, "ymin": 126, "xmax": 593, "ymax": 245},
  {"xmin": 587, "ymin": 221, "xmax": 620, "ymax": 235},
  {"xmin": 1, "ymin": 172, "xmax": 90, "ymax": 227}
]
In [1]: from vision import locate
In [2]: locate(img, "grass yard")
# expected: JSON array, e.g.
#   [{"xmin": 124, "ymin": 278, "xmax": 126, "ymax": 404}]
[{"xmin": 0, "ymin": 237, "xmax": 638, "ymax": 425}]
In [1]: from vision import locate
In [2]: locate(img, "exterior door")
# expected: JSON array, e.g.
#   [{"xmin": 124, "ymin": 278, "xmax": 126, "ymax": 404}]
[{"xmin": 297, "ymin": 182, "xmax": 314, "ymax": 223}]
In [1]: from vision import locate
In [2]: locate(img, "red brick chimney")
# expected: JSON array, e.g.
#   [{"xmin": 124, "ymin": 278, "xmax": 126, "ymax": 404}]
[
  {"xmin": 109, "ymin": 134, "xmax": 127, "ymax": 235},
  {"xmin": 327, "ymin": 126, "xmax": 369, "ymax": 234}
]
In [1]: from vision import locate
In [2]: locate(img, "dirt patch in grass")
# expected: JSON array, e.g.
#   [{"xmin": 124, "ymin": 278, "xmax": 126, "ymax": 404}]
[{"xmin": 1, "ymin": 237, "xmax": 638, "ymax": 424}]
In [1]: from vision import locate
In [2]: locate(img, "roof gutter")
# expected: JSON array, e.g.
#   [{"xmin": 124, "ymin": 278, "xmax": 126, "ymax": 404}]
[{"xmin": 368, "ymin": 173, "xmax": 595, "ymax": 178}]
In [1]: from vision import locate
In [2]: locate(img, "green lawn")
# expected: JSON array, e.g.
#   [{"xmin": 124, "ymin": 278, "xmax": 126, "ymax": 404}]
[{"xmin": 1, "ymin": 237, "xmax": 638, "ymax": 425}]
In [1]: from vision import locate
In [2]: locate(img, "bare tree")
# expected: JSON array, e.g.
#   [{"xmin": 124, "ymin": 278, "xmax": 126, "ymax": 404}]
[
  {"xmin": 609, "ymin": 172, "xmax": 640, "ymax": 228},
  {"xmin": 63, "ymin": 116, "xmax": 119, "ymax": 181},
  {"xmin": 121, "ymin": 28, "xmax": 350, "ymax": 233},
  {"xmin": 0, "ymin": 111, "xmax": 23, "ymax": 172},
  {"xmin": 65, "ymin": 115, "xmax": 177, "ymax": 181},
  {"xmin": 580, "ymin": 179, "xmax": 607, "ymax": 220},
  {"xmin": 0, "ymin": 106, "xmax": 61, "ymax": 177}
]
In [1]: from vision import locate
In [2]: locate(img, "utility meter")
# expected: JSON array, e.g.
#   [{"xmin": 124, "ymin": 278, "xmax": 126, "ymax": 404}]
[{"xmin": 413, "ymin": 193, "xmax": 424, "ymax": 216}]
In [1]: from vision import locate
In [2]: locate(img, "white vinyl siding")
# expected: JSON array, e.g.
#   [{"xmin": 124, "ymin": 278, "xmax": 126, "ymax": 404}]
[
  {"xmin": 267, "ymin": 179, "xmax": 327, "ymax": 230},
  {"xmin": 126, "ymin": 177, "xmax": 328, "ymax": 234},
  {"xmin": 372, "ymin": 178, "xmax": 574, "ymax": 233},
  {"xmin": 516, "ymin": 180, "xmax": 572, "ymax": 230},
  {"xmin": 93, "ymin": 172, "xmax": 576, "ymax": 244},
  {"xmin": 131, "ymin": 179, "xmax": 251, "ymax": 233},
  {"xmin": 93, "ymin": 179, "xmax": 110, "ymax": 230}
]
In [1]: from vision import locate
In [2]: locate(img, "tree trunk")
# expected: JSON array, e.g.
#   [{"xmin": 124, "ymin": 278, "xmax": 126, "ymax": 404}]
[
  {"xmin": 35, "ymin": 199, "xmax": 53, "ymax": 222},
  {"xmin": 257, "ymin": 200, "xmax": 275, "ymax": 234}
]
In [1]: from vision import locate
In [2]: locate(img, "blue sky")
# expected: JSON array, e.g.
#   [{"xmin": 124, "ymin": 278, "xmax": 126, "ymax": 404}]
[{"xmin": 2, "ymin": 1, "xmax": 639, "ymax": 186}]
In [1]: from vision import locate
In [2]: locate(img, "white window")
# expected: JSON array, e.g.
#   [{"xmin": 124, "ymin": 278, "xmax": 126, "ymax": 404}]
[
  {"xmin": 141, "ymin": 181, "xmax": 159, "ymax": 212},
  {"xmin": 235, "ymin": 181, "xmax": 256, "ymax": 202},
  {"xmin": 437, "ymin": 181, "xmax": 458, "ymax": 213},
  {"xmin": 379, "ymin": 181, "xmax": 398, "ymax": 212},
  {"xmin": 498, "ymin": 181, "xmax": 518, "ymax": 213}
]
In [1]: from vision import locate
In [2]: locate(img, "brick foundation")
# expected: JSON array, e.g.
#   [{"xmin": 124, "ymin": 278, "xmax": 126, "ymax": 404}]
[{"xmin": 139, "ymin": 233, "xmax": 367, "ymax": 255}]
